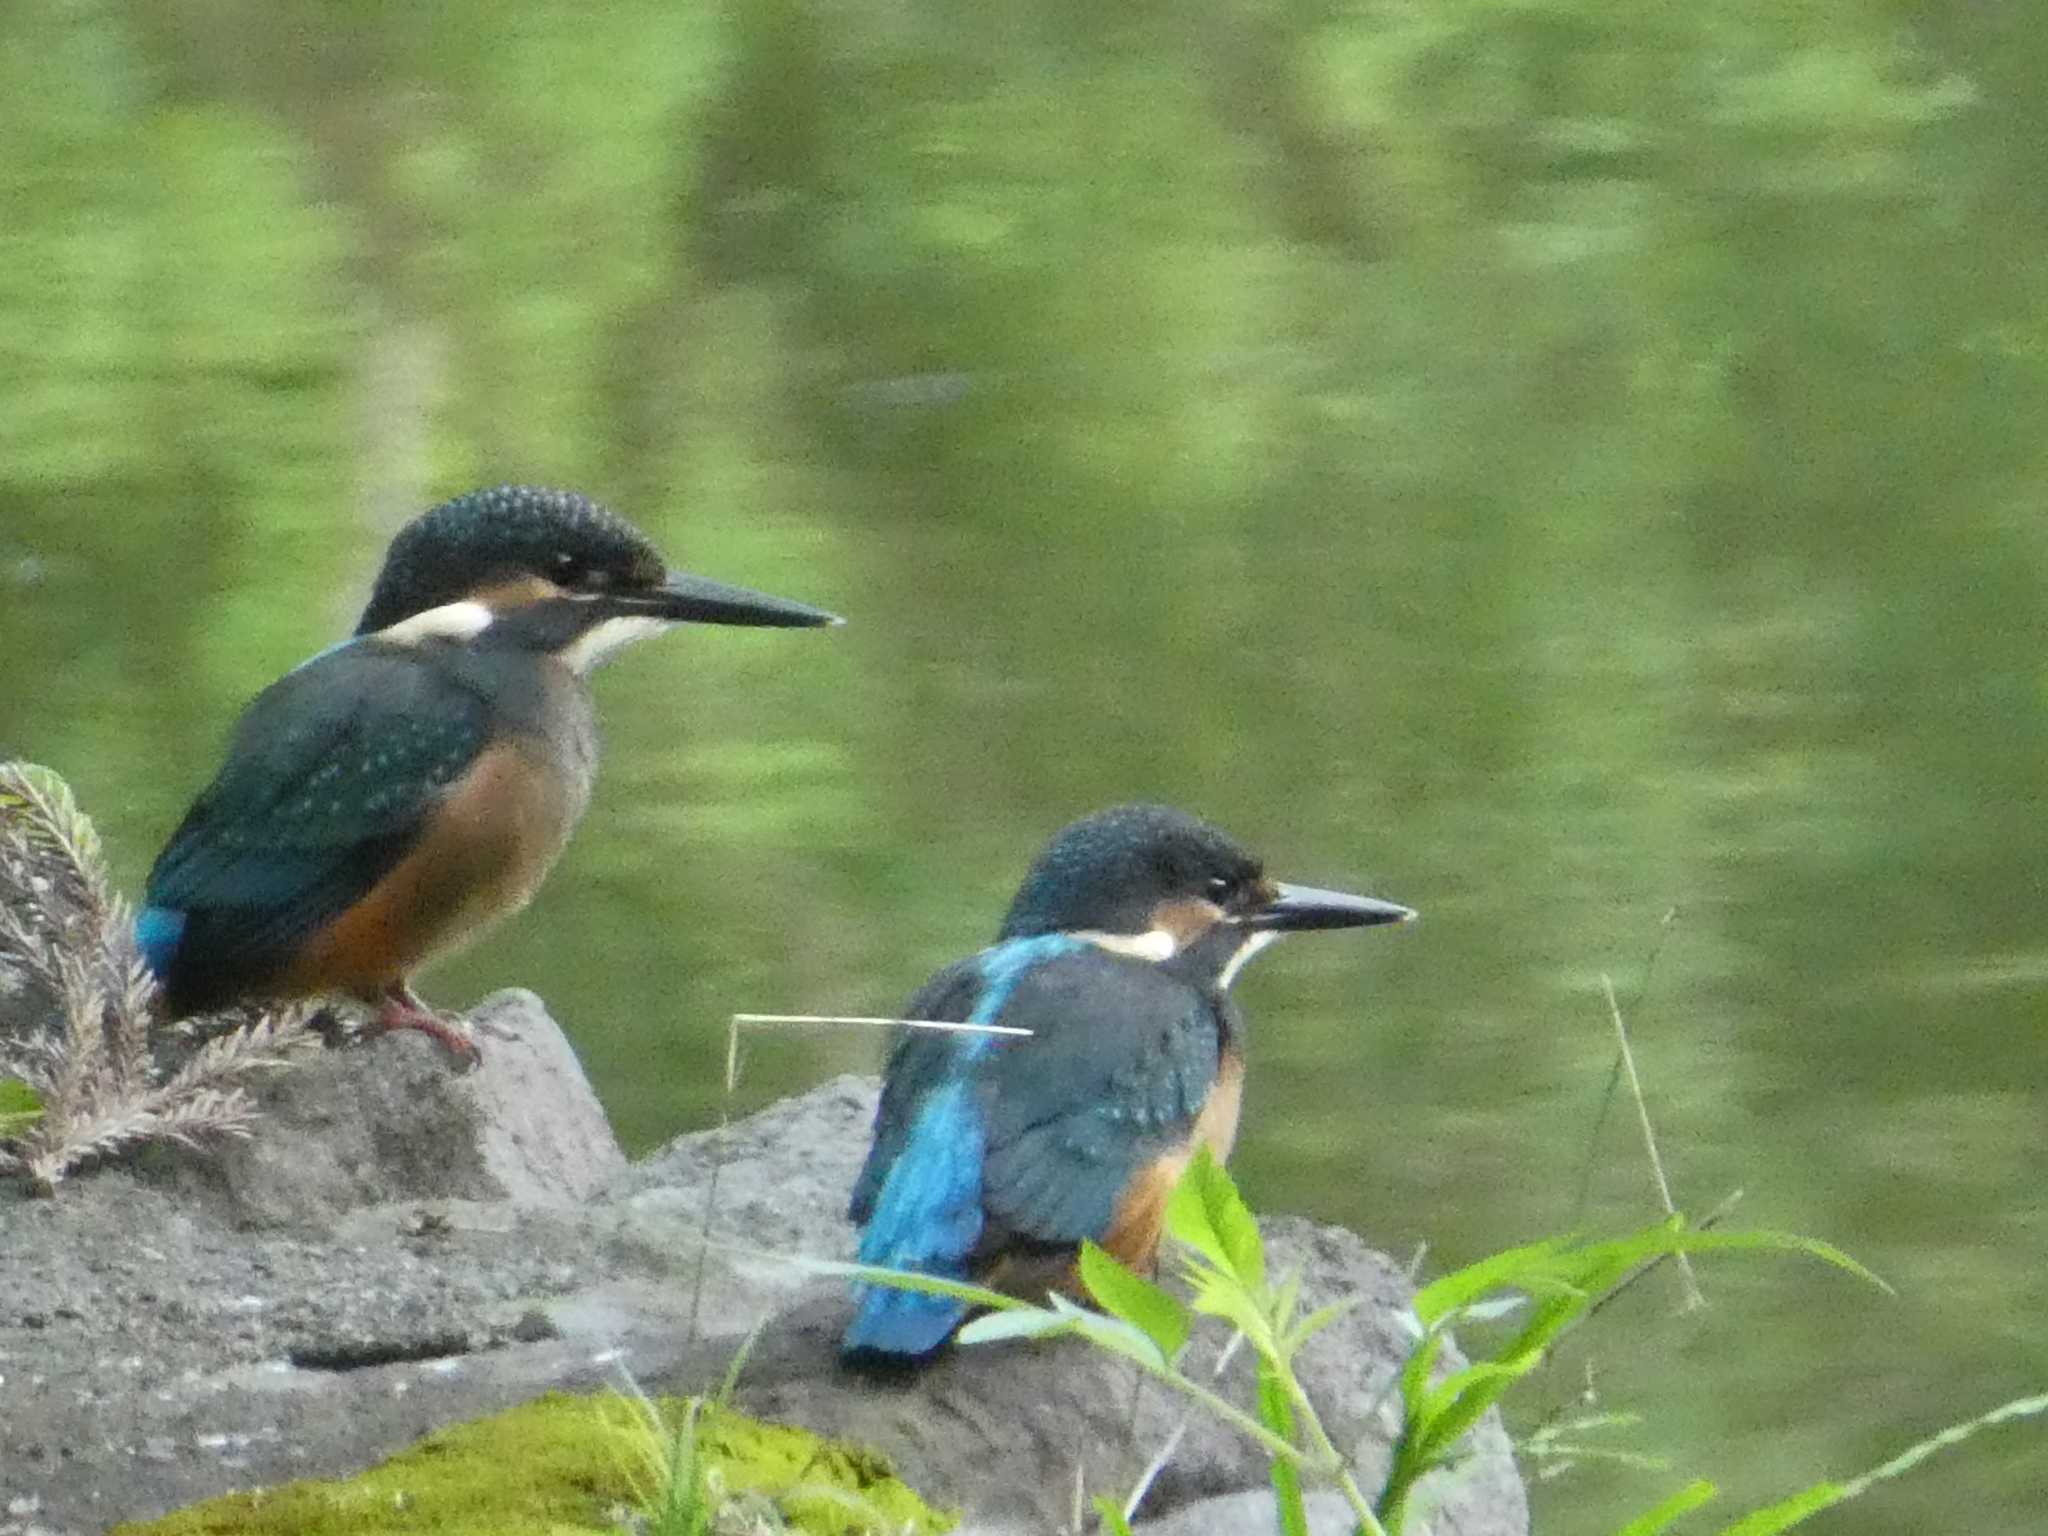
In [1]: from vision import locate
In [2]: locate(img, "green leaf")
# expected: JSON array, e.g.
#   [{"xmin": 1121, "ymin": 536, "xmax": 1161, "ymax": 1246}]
[
  {"xmin": 1385, "ymin": 1221, "xmax": 1887, "ymax": 1524},
  {"xmin": 1423, "ymin": 1360, "xmax": 1529, "ymax": 1418},
  {"xmin": 1272, "ymin": 1268, "xmax": 1303, "ymax": 1337},
  {"xmin": 1179, "ymin": 1253, "xmax": 1272, "ymax": 1344},
  {"xmin": 958, "ymin": 1294, "xmax": 1172, "ymax": 1372},
  {"xmin": 1166, "ymin": 1147, "xmax": 1265, "ymax": 1291},
  {"xmin": 1079, "ymin": 1240, "xmax": 1191, "ymax": 1360},
  {"xmin": 1284, "ymin": 1293, "xmax": 1365, "ymax": 1356},
  {"xmin": 955, "ymin": 1307, "xmax": 1076, "ymax": 1347},
  {"xmin": 1410, "ymin": 1235, "xmax": 1575, "ymax": 1323},
  {"xmin": 1092, "ymin": 1495, "xmax": 1137, "ymax": 1536},
  {"xmin": 1412, "ymin": 1222, "xmax": 1887, "ymax": 1330},
  {"xmin": 1611, "ymin": 1480, "xmax": 1718, "ymax": 1536},
  {"xmin": 1454, "ymin": 1296, "xmax": 1532, "ymax": 1326}
]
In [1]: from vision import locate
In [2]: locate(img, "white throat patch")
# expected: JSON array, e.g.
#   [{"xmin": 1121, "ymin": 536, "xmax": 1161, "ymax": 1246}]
[
  {"xmin": 1074, "ymin": 927, "xmax": 1180, "ymax": 963},
  {"xmin": 1216, "ymin": 928, "xmax": 1281, "ymax": 991},
  {"xmin": 376, "ymin": 600, "xmax": 495, "ymax": 646},
  {"xmin": 559, "ymin": 614, "xmax": 674, "ymax": 674}
]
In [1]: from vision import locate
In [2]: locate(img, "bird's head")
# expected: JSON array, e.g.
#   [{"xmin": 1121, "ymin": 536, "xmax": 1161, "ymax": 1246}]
[
  {"xmin": 353, "ymin": 485, "xmax": 839, "ymax": 669},
  {"xmin": 998, "ymin": 803, "xmax": 1413, "ymax": 987}
]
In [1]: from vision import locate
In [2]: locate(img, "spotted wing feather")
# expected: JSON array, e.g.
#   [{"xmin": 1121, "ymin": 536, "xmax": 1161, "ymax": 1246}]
[
  {"xmin": 975, "ymin": 952, "xmax": 1222, "ymax": 1245},
  {"xmin": 142, "ymin": 643, "xmax": 490, "ymax": 1012}
]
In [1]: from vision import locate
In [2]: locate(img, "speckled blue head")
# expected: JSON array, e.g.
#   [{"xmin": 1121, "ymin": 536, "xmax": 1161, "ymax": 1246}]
[
  {"xmin": 355, "ymin": 487, "xmax": 664, "ymax": 635},
  {"xmin": 353, "ymin": 485, "xmax": 840, "ymax": 637},
  {"xmin": 998, "ymin": 804, "xmax": 1264, "ymax": 939},
  {"xmin": 999, "ymin": 803, "xmax": 1416, "ymax": 950}
]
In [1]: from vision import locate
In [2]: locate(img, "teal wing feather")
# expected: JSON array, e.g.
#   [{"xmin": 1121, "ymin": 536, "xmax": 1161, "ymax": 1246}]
[
  {"xmin": 975, "ymin": 952, "xmax": 1222, "ymax": 1244},
  {"xmin": 141, "ymin": 642, "xmax": 490, "ymax": 1010}
]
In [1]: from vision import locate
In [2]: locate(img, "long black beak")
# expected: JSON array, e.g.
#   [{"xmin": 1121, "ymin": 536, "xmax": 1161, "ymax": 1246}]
[
  {"xmin": 1248, "ymin": 881, "xmax": 1416, "ymax": 931},
  {"xmin": 636, "ymin": 569, "xmax": 843, "ymax": 628}
]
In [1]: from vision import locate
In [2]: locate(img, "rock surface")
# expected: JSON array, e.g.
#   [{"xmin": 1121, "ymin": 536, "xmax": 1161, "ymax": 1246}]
[
  {"xmin": 0, "ymin": 992, "xmax": 1528, "ymax": 1536},
  {"xmin": 158, "ymin": 989, "xmax": 627, "ymax": 1224}
]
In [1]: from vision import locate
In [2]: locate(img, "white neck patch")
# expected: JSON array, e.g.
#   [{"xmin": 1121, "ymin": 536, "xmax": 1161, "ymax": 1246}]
[
  {"xmin": 1216, "ymin": 929, "xmax": 1281, "ymax": 991},
  {"xmin": 376, "ymin": 600, "xmax": 494, "ymax": 646},
  {"xmin": 559, "ymin": 614, "xmax": 673, "ymax": 675},
  {"xmin": 1074, "ymin": 927, "xmax": 1180, "ymax": 963}
]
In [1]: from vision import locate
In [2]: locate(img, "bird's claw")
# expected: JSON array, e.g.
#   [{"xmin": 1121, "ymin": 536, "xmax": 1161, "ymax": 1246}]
[{"xmin": 371, "ymin": 990, "xmax": 484, "ymax": 1070}]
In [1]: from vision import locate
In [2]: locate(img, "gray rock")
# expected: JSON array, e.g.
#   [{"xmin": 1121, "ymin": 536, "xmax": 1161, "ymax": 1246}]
[
  {"xmin": 1138, "ymin": 1490, "xmax": 1359, "ymax": 1536},
  {"xmin": 0, "ymin": 997, "xmax": 1528, "ymax": 1536},
  {"xmin": 155, "ymin": 989, "xmax": 624, "ymax": 1226}
]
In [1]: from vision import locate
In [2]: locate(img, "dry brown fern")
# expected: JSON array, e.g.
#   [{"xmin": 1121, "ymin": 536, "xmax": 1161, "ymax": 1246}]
[{"xmin": 0, "ymin": 762, "xmax": 318, "ymax": 1193}]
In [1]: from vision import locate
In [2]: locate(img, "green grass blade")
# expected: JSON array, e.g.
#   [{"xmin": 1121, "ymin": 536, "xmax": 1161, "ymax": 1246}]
[
  {"xmin": 1412, "ymin": 1223, "xmax": 1886, "ymax": 1329},
  {"xmin": 1610, "ymin": 1480, "xmax": 1718, "ymax": 1536},
  {"xmin": 1713, "ymin": 1391, "xmax": 2048, "ymax": 1535},
  {"xmin": 1256, "ymin": 1357, "xmax": 1310, "ymax": 1536},
  {"xmin": 1388, "ymin": 1222, "xmax": 1883, "ymax": 1519},
  {"xmin": 1711, "ymin": 1484, "xmax": 1846, "ymax": 1536},
  {"xmin": 1410, "ymin": 1236, "xmax": 1576, "ymax": 1321},
  {"xmin": 1093, "ymin": 1494, "xmax": 1138, "ymax": 1536},
  {"xmin": 713, "ymin": 1322, "xmax": 762, "ymax": 1407},
  {"xmin": 771, "ymin": 1253, "xmax": 1034, "ymax": 1313}
]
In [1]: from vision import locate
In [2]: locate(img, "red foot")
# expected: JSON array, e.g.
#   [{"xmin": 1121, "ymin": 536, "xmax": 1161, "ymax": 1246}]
[{"xmin": 370, "ymin": 985, "xmax": 482, "ymax": 1069}]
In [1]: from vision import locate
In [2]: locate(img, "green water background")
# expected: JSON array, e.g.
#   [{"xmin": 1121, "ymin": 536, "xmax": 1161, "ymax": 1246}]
[{"xmin": 2, "ymin": 2, "xmax": 2043, "ymax": 1529}]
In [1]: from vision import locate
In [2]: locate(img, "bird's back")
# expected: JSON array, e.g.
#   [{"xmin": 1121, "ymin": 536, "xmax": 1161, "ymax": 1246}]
[
  {"xmin": 140, "ymin": 638, "xmax": 594, "ymax": 1015},
  {"xmin": 844, "ymin": 938, "xmax": 1232, "ymax": 1363}
]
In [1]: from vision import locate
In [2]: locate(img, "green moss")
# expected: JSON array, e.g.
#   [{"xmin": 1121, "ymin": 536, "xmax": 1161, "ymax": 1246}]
[
  {"xmin": 112, "ymin": 1392, "xmax": 953, "ymax": 1536},
  {"xmin": 0, "ymin": 1074, "xmax": 41, "ymax": 1137}
]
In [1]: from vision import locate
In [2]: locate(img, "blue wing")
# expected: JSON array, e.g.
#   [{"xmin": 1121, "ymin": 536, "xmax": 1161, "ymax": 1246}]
[
  {"xmin": 842, "ymin": 934, "xmax": 1081, "ymax": 1361},
  {"xmin": 140, "ymin": 641, "xmax": 489, "ymax": 1014},
  {"xmin": 843, "ymin": 936, "xmax": 1222, "ymax": 1362},
  {"xmin": 977, "ymin": 958, "xmax": 1221, "ymax": 1244}
]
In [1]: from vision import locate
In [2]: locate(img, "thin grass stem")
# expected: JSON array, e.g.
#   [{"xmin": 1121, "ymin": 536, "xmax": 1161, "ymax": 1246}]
[
  {"xmin": 1601, "ymin": 972, "xmax": 1704, "ymax": 1312},
  {"xmin": 729, "ymin": 1012, "xmax": 1032, "ymax": 1037},
  {"xmin": 1570, "ymin": 908, "xmax": 1678, "ymax": 1227}
]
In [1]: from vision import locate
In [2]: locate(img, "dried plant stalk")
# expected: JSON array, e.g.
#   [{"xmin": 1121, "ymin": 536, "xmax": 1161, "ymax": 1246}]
[{"xmin": 0, "ymin": 762, "xmax": 316, "ymax": 1192}]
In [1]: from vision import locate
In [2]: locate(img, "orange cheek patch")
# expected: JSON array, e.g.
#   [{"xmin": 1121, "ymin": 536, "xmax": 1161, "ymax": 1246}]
[
  {"xmin": 1151, "ymin": 896, "xmax": 1227, "ymax": 947},
  {"xmin": 466, "ymin": 574, "xmax": 564, "ymax": 611}
]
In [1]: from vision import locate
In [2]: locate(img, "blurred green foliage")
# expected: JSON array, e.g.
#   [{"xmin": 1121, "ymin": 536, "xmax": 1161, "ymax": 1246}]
[{"xmin": 1, "ymin": 1, "xmax": 2043, "ymax": 1531}]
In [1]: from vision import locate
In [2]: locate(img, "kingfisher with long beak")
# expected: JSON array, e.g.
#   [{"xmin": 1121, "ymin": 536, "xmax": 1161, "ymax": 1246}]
[
  {"xmin": 136, "ymin": 485, "xmax": 839, "ymax": 1061},
  {"xmin": 843, "ymin": 803, "xmax": 1412, "ymax": 1368}
]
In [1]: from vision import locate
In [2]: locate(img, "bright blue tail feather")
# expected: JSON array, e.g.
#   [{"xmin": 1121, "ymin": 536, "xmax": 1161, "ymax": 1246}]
[
  {"xmin": 844, "ymin": 1078, "xmax": 988, "ymax": 1360},
  {"xmin": 844, "ymin": 1281, "xmax": 968, "ymax": 1359},
  {"xmin": 135, "ymin": 906, "xmax": 186, "ymax": 980},
  {"xmin": 844, "ymin": 935, "xmax": 1083, "ymax": 1362}
]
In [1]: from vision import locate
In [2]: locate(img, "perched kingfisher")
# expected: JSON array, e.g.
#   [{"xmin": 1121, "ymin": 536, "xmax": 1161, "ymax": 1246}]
[
  {"xmin": 136, "ymin": 485, "xmax": 838, "ymax": 1061},
  {"xmin": 842, "ymin": 803, "xmax": 1413, "ymax": 1368}
]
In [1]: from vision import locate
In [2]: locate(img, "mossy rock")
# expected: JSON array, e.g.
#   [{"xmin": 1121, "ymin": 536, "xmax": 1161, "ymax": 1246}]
[{"xmin": 111, "ymin": 1391, "xmax": 954, "ymax": 1535}]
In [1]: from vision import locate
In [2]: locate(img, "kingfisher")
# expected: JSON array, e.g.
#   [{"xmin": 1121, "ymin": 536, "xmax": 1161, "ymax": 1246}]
[
  {"xmin": 136, "ymin": 484, "xmax": 838, "ymax": 1062},
  {"xmin": 842, "ymin": 803, "xmax": 1413, "ymax": 1368}
]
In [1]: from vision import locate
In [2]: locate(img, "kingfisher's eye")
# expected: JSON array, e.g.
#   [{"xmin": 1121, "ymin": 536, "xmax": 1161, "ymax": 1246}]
[
  {"xmin": 551, "ymin": 552, "xmax": 615, "ymax": 591},
  {"xmin": 1206, "ymin": 875, "xmax": 1235, "ymax": 902}
]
